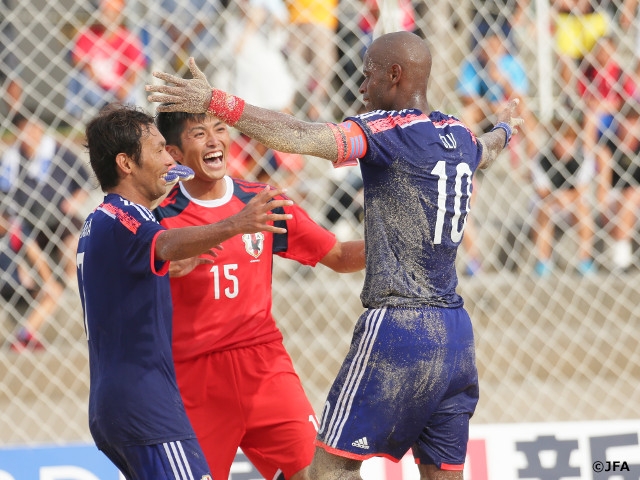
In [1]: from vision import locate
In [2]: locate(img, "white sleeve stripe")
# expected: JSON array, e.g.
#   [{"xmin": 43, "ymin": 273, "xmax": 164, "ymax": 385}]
[
  {"xmin": 131, "ymin": 203, "xmax": 155, "ymax": 222},
  {"xmin": 97, "ymin": 206, "xmax": 116, "ymax": 219}
]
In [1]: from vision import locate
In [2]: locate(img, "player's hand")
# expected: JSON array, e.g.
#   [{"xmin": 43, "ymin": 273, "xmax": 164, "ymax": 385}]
[
  {"xmin": 496, "ymin": 97, "xmax": 524, "ymax": 135},
  {"xmin": 231, "ymin": 187, "xmax": 294, "ymax": 235},
  {"xmin": 164, "ymin": 164, "xmax": 195, "ymax": 186},
  {"xmin": 146, "ymin": 57, "xmax": 213, "ymax": 113},
  {"xmin": 169, "ymin": 249, "xmax": 220, "ymax": 278}
]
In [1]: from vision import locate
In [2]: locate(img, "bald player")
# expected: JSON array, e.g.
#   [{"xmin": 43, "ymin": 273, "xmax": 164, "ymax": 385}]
[{"xmin": 147, "ymin": 31, "xmax": 523, "ymax": 480}]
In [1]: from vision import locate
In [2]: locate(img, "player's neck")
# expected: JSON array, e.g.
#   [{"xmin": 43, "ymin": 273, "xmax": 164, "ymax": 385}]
[{"xmin": 182, "ymin": 176, "xmax": 227, "ymax": 201}]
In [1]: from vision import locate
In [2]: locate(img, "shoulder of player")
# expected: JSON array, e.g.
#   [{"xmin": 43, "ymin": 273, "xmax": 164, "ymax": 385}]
[
  {"xmin": 230, "ymin": 177, "xmax": 291, "ymax": 202},
  {"xmin": 98, "ymin": 195, "xmax": 157, "ymax": 228}
]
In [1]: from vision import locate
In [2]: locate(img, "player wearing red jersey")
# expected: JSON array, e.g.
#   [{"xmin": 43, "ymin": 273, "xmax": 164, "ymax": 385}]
[{"xmin": 153, "ymin": 111, "xmax": 365, "ymax": 480}]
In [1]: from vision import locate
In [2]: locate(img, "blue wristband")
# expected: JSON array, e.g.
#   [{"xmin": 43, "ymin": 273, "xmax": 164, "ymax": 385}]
[{"xmin": 491, "ymin": 122, "xmax": 513, "ymax": 148}]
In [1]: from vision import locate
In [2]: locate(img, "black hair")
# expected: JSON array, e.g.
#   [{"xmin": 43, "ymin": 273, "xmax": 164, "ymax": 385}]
[
  {"xmin": 84, "ymin": 103, "xmax": 155, "ymax": 191},
  {"xmin": 155, "ymin": 109, "xmax": 208, "ymax": 149}
]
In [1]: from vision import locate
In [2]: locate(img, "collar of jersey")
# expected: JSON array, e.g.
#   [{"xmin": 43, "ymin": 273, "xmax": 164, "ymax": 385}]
[{"xmin": 178, "ymin": 175, "xmax": 233, "ymax": 207}]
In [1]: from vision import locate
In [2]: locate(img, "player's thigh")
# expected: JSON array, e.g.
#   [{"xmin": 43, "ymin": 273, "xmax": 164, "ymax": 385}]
[
  {"xmin": 240, "ymin": 343, "xmax": 317, "ymax": 479},
  {"xmin": 104, "ymin": 439, "xmax": 212, "ymax": 480},
  {"xmin": 174, "ymin": 352, "xmax": 244, "ymax": 477},
  {"xmin": 317, "ymin": 307, "xmax": 478, "ymax": 463}
]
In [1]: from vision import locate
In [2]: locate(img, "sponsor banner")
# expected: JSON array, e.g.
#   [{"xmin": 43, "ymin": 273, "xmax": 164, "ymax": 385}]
[{"xmin": 2, "ymin": 420, "xmax": 640, "ymax": 479}]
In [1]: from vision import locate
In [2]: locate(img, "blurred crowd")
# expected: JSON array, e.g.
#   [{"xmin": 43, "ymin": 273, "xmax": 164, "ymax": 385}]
[{"xmin": 2, "ymin": 0, "xmax": 640, "ymax": 351}]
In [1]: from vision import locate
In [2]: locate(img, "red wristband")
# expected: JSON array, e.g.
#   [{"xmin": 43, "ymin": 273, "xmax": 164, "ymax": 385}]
[{"xmin": 207, "ymin": 89, "xmax": 245, "ymax": 126}]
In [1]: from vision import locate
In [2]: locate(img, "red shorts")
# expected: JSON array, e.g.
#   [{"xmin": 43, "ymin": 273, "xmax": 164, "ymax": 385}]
[{"xmin": 175, "ymin": 341, "xmax": 317, "ymax": 479}]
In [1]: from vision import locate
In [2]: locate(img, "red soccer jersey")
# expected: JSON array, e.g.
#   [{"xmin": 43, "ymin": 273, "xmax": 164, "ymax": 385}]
[{"xmin": 155, "ymin": 177, "xmax": 336, "ymax": 361}]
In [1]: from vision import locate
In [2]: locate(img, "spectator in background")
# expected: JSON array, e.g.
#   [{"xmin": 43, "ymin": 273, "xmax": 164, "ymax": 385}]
[
  {"xmin": 358, "ymin": 0, "xmax": 416, "ymax": 49},
  {"xmin": 0, "ymin": 206, "xmax": 63, "ymax": 352},
  {"xmin": 457, "ymin": 30, "xmax": 530, "ymax": 136},
  {"xmin": 621, "ymin": 0, "xmax": 640, "ymax": 79},
  {"xmin": 232, "ymin": 0, "xmax": 295, "ymax": 113},
  {"xmin": 469, "ymin": 0, "xmax": 529, "ymax": 51},
  {"xmin": 530, "ymin": 118, "xmax": 596, "ymax": 277},
  {"xmin": 146, "ymin": 0, "xmax": 224, "ymax": 79},
  {"xmin": 578, "ymin": 35, "xmax": 638, "ymax": 186},
  {"xmin": 597, "ymin": 100, "xmax": 640, "ymax": 272},
  {"xmin": 65, "ymin": 0, "xmax": 147, "ymax": 120},
  {"xmin": 286, "ymin": 0, "xmax": 338, "ymax": 121},
  {"xmin": 0, "ymin": 111, "xmax": 92, "ymax": 284},
  {"xmin": 457, "ymin": 29, "xmax": 538, "ymax": 275},
  {"xmin": 0, "ymin": 0, "xmax": 22, "ymax": 117},
  {"xmin": 552, "ymin": 0, "xmax": 609, "ymax": 95}
]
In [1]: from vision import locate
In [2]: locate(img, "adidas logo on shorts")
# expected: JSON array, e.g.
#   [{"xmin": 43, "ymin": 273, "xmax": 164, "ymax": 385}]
[{"xmin": 352, "ymin": 437, "xmax": 370, "ymax": 449}]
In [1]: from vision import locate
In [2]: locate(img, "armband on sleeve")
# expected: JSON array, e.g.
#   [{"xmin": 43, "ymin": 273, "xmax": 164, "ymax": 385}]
[{"xmin": 327, "ymin": 121, "xmax": 367, "ymax": 168}]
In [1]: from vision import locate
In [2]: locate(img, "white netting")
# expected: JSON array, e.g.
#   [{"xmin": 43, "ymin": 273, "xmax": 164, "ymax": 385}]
[{"xmin": 1, "ymin": 0, "xmax": 640, "ymax": 449}]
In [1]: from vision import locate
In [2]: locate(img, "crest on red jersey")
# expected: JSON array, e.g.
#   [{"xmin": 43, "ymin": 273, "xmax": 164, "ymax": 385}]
[{"xmin": 242, "ymin": 233, "xmax": 264, "ymax": 258}]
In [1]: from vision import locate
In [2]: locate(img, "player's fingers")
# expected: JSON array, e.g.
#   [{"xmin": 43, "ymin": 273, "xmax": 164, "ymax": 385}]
[
  {"xmin": 151, "ymin": 71, "xmax": 187, "ymax": 85},
  {"xmin": 512, "ymin": 117, "xmax": 524, "ymax": 128},
  {"xmin": 266, "ymin": 199, "xmax": 294, "ymax": 211},
  {"xmin": 254, "ymin": 186, "xmax": 294, "ymax": 205},
  {"xmin": 263, "ymin": 224, "xmax": 288, "ymax": 234},
  {"xmin": 148, "ymin": 96, "xmax": 184, "ymax": 109},
  {"xmin": 266, "ymin": 212, "xmax": 293, "ymax": 222},
  {"xmin": 188, "ymin": 57, "xmax": 208, "ymax": 82},
  {"xmin": 197, "ymin": 256, "xmax": 216, "ymax": 264},
  {"xmin": 506, "ymin": 96, "xmax": 520, "ymax": 109},
  {"xmin": 146, "ymin": 83, "xmax": 188, "ymax": 96}
]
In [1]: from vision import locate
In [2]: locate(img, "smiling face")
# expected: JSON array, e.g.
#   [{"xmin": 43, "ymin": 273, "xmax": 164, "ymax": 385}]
[
  {"xmin": 129, "ymin": 125, "xmax": 176, "ymax": 205},
  {"xmin": 167, "ymin": 116, "xmax": 230, "ymax": 199}
]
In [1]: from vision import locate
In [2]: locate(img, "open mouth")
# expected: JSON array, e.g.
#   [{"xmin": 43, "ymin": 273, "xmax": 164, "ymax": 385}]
[{"xmin": 204, "ymin": 151, "xmax": 223, "ymax": 166}]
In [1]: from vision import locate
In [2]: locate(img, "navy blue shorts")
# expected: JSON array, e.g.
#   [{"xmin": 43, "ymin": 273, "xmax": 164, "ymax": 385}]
[
  {"xmin": 98, "ymin": 438, "xmax": 211, "ymax": 480},
  {"xmin": 316, "ymin": 306, "xmax": 479, "ymax": 470}
]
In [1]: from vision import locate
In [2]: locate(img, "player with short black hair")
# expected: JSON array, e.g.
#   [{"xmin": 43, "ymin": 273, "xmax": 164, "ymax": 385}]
[
  {"xmin": 77, "ymin": 103, "xmax": 293, "ymax": 479},
  {"xmin": 153, "ymin": 109, "xmax": 365, "ymax": 480}
]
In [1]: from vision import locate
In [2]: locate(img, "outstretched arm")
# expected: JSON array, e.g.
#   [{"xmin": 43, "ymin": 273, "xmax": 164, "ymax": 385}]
[
  {"xmin": 477, "ymin": 98, "xmax": 524, "ymax": 170},
  {"xmin": 146, "ymin": 57, "xmax": 339, "ymax": 161}
]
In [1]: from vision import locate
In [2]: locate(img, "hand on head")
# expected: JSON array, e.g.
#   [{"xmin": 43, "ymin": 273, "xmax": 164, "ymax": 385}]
[{"xmin": 146, "ymin": 58, "xmax": 213, "ymax": 114}]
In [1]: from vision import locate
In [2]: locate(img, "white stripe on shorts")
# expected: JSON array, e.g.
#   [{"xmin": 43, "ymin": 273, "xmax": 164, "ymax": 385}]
[
  {"xmin": 163, "ymin": 441, "xmax": 196, "ymax": 480},
  {"xmin": 325, "ymin": 307, "xmax": 385, "ymax": 446}
]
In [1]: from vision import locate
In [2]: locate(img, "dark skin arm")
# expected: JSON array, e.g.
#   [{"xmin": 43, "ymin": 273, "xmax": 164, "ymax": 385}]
[
  {"xmin": 146, "ymin": 59, "xmax": 522, "ymax": 169},
  {"xmin": 477, "ymin": 98, "xmax": 523, "ymax": 170}
]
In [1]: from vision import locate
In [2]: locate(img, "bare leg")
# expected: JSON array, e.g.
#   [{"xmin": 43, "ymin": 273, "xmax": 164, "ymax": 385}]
[
  {"xmin": 308, "ymin": 447, "xmax": 362, "ymax": 480},
  {"xmin": 418, "ymin": 464, "xmax": 463, "ymax": 480},
  {"xmin": 290, "ymin": 466, "xmax": 310, "ymax": 480}
]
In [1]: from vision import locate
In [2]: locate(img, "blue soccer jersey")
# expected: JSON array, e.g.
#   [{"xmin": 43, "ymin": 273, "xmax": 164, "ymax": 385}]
[
  {"xmin": 346, "ymin": 109, "xmax": 482, "ymax": 309},
  {"xmin": 76, "ymin": 193, "xmax": 197, "ymax": 448}
]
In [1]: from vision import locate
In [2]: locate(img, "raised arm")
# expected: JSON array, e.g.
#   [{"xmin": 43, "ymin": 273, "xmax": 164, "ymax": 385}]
[
  {"xmin": 477, "ymin": 98, "xmax": 524, "ymax": 170},
  {"xmin": 146, "ymin": 58, "xmax": 338, "ymax": 161}
]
